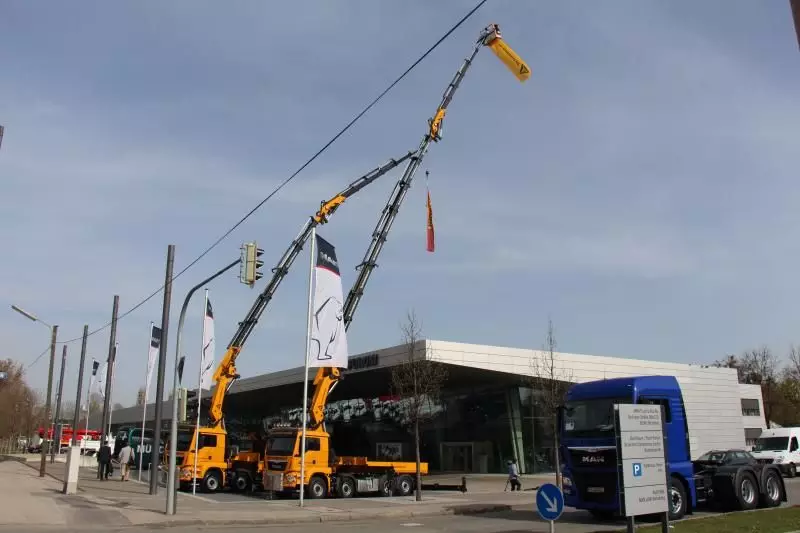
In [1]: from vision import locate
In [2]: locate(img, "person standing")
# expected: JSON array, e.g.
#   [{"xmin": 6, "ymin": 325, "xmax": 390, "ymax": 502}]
[
  {"xmin": 118, "ymin": 440, "xmax": 135, "ymax": 482},
  {"xmin": 507, "ymin": 458, "xmax": 521, "ymax": 491},
  {"xmin": 97, "ymin": 440, "xmax": 112, "ymax": 480}
]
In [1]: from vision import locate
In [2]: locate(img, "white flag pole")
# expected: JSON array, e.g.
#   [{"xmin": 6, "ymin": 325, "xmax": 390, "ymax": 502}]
[
  {"xmin": 84, "ymin": 368, "xmax": 94, "ymax": 453},
  {"xmin": 139, "ymin": 322, "xmax": 153, "ymax": 481},
  {"xmin": 193, "ymin": 289, "xmax": 208, "ymax": 495},
  {"xmin": 300, "ymin": 228, "xmax": 317, "ymax": 507}
]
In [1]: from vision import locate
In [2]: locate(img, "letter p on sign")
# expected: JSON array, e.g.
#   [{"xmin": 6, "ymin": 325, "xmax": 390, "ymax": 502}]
[{"xmin": 633, "ymin": 463, "xmax": 642, "ymax": 477}]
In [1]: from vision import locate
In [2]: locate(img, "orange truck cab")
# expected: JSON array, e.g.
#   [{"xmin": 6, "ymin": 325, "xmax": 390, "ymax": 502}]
[{"xmin": 262, "ymin": 426, "xmax": 425, "ymax": 499}]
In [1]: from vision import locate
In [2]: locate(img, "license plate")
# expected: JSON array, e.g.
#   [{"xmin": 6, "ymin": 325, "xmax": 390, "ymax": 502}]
[{"xmin": 588, "ymin": 487, "xmax": 605, "ymax": 493}]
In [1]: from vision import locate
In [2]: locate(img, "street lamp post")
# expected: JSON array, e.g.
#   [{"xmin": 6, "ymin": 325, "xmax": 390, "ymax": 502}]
[
  {"xmin": 166, "ymin": 258, "xmax": 240, "ymax": 515},
  {"xmin": 11, "ymin": 305, "xmax": 57, "ymax": 478}
]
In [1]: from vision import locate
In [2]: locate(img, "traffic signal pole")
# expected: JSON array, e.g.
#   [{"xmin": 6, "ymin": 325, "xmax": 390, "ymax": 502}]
[{"xmin": 166, "ymin": 257, "xmax": 241, "ymax": 515}]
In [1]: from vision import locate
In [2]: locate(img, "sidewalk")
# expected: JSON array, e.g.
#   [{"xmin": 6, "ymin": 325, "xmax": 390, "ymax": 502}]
[{"xmin": 0, "ymin": 458, "xmax": 552, "ymax": 530}]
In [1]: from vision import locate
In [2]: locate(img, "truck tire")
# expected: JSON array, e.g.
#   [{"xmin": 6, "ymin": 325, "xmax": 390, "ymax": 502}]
[
  {"xmin": 735, "ymin": 471, "xmax": 758, "ymax": 511},
  {"xmin": 762, "ymin": 469, "xmax": 783, "ymax": 508},
  {"xmin": 668, "ymin": 477, "xmax": 687, "ymax": 521},
  {"xmin": 232, "ymin": 471, "xmax": 252, "ymax": 492},
  {"xmin": 379, "ymin": 475, "xmax": 392, "ymax": 497},
  {"xmin": 336, "ymin": 476, "xmax": 355, "ymax": 498},
  {"xmin": 203, "ymin": 470, "xmax": 222, "ymax": 493},
  {"xmin": 395, "ymin": 475, "xmax": 413, "ymax": 497},
  {"xmin": 307, "ymin": 475, "xmax": 328, "ymax": 499}
]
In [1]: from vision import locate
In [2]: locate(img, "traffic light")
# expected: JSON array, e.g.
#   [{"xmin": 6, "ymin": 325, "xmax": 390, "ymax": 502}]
[{"xmin": 239, "ymin": 242, "xmax": 264, "ymax": 287}]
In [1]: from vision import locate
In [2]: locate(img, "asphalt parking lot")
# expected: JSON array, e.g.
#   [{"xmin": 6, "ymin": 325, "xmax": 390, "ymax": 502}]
[{"xmin": 137, "ymin": 468, "xmax": 800, "ymax": 512}]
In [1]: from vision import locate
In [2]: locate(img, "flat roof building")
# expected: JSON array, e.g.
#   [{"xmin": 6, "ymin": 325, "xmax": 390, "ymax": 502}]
[{"xmin": 106, "ymin": 340, "xmax": 766, "ymax": 475}]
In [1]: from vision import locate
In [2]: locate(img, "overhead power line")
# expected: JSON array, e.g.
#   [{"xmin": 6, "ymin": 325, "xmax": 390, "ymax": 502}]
[{"xmin": 52, "ymin": 0, "xmax": 489, "ymax": 346}]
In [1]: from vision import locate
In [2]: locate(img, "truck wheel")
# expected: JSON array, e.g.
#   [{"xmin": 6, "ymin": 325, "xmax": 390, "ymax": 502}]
[
  {"xmin": 307, "ymin": 476, "xmax": 328, "ymax": 499},
  {"xmin": 336, "ymin": 476, "xmax": 355, "ymax": 498},
  {"xmin": 668, "ymin": 477, "xmax": 687, "ymax": 521},
  {"xmin": 762, "ymin": 470, "xmax": 783, "ymax": 507},
  {"xmin": 233, "ymin": 472, "xmax": 252, "ymax": 492},
  {"xmin": 379, "ymin": 475, "xmax": 392, "ymax": 497},
  {"xmin": 735, "ymin": 471, "xmax": 758, "ymax": 510},
  {"xmin": 395, "ymin": 475, "xmax": 413, "ymax": 497},
  {"xmin": 203, "ymin": 471, "xmax": 222, "ymax": 493}
]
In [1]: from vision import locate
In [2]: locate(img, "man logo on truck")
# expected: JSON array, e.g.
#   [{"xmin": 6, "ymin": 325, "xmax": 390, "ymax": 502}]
[{"xmin": 581, "ymin": 455, "xmax": 605, "ymax": 464}]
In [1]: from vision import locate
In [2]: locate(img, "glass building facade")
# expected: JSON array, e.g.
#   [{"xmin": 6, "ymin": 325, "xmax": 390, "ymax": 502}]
[{"xmin": 222, "ymin": 367, "xmax": 558, "ymax": 475}]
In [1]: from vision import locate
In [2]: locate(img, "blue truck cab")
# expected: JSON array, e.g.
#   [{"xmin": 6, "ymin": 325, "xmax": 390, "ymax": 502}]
[
  {"xmin": 560, "ymin": 375, "xmax": 694, "ymax": 521},
  {"xmin": 560, "ymin": 375, "xmax": 786, "ymax": 521}
]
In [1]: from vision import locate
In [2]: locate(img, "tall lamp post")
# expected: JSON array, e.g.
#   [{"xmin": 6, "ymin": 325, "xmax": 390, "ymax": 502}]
[{"xmin": 11, "ymin": 305, "xmax": 58, "ymax": 478}]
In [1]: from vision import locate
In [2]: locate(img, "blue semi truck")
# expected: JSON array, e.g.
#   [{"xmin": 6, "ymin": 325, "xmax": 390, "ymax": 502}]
[{"xmin": 559, "ymin": 375, "xmax": 786, "ymax": 521}]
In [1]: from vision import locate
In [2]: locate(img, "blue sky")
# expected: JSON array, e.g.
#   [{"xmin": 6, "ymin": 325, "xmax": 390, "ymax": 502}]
[{"xmin": 1, "ymin": 1, "xmax": 799, "ymax": 407}]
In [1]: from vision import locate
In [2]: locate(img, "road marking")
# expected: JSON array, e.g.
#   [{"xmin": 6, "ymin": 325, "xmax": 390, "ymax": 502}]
[{"xmin": 401, "ymin": 523, "xmax": 423, "ymax": 527}]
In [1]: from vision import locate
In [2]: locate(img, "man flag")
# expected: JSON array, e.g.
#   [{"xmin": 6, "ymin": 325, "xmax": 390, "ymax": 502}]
[
  {"xmin": 95, "ymin": 362, "xmax": 107, "ymax": 398},
  {"xmin": 308, "ymin": 233, "xmax": 349, "ymax": 369},
  {"xmin": 146, "ymin": 324, "xmax": 161, "ymax": 394},
  {"xmin": 200, "ymin": 291, "xmax": 215, "ymax": 390}
]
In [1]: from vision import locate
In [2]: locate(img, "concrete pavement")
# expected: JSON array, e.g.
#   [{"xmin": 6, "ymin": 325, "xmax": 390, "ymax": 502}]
[
  {"xmin": 0, "ymin": 458, "xmax": 555, "ymax": 530},
  {"xmin": 5, "ymin": 454, "xmax": 797, "ymax": 532}
]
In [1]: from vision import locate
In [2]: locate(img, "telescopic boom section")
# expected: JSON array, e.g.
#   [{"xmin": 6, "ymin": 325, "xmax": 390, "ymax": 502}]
[
  {"xmin": 306, "ymin": 24, "xmax": 529, "ymax": 430},
  {"xmin": 205, "ymin": 151, "xmax": 416, "ymax": 428},
  {"xmin": 341, "ymin": 24, "xmax": 500, "ymax": 330}
]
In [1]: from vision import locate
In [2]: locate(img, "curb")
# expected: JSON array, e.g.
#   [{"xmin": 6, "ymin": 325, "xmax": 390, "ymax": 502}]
[
  {"xmin": 0, "ymin": 454, "xmax": 27, "ymax": 464},
  {"xmin": 110, "ymin": 503, "xmax": 516, "ymax": 530}
]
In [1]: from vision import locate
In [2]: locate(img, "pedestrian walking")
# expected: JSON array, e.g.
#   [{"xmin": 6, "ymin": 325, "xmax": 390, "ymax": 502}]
[
  {"xmin": 97, "ymin": 440, "xmax": 112, "ymax": 480},
  {"xmin": 118, "ymin": 440, "xmax": 135, "ymax": 481},
  {"xmin": 507, "ymin": 458, "xmax": 521, "ymax": 491}
]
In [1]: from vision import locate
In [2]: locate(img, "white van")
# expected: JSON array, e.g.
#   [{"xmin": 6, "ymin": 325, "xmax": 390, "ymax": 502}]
[{"xmin": 751, "ymin": 427, "xmax": 800, "ymax": 477}]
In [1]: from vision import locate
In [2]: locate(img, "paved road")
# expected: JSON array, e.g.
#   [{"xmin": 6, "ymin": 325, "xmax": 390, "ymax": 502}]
[{"xmin": 16, "ymin": 471, "xmax": 792, "ymax": 533}]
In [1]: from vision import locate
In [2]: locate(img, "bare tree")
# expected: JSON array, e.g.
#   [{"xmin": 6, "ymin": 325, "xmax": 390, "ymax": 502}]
[
  {"xmin": 713, "ymin": 354, "xmax": 747, "ymax": 383},
  {"xmin": 788, "ymin": 345, "xmax": 800, "ymax": 379},
  {"xmin": 529, "ymin": 318, "xmax": 573, "ymax": 489},
  {"xmin": 0, "ymin": 360, "xmax": 46, "ymax": 445},
  {"xmin": 390, "ymin": 310, "xmax": 448, "ymax": 501},
  {"xmin": 740, "ymin": 346, "xmax": 780, "ymax": 428}
]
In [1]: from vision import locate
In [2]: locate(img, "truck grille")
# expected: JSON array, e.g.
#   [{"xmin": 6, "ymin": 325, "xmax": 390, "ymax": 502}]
[
  {"xmin": 572, "ymin": 471, "xmax": 618, "ymax": 505},
  {"xmin": 568, "ymin": 447, "xmax": 617, "ymax": 467},
  {"xmin": 756, "ymin": 458, "xmax": 774, "ymax": 465},
  {"xmin": 267, "ymin": 461, "xmax": 286, "ymax": 471}
]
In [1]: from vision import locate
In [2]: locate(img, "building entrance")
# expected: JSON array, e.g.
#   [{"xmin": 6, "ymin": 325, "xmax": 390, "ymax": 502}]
[{"xmin": 440, "ymin": 442, "xmax": 473, "ymax": 472}]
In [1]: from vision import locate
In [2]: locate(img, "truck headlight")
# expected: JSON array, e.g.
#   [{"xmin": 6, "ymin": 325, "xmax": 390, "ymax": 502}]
[
  {"xmin": 562, "ymin": 476, "xmax": 572, "ymax": 487},
  {"xmin": 284, "ymin": 474, "xmax": 296, "ymax": 484},
  {"xmin": 775, "ymin": 457, "xmax": 784, "ymax": 463}
]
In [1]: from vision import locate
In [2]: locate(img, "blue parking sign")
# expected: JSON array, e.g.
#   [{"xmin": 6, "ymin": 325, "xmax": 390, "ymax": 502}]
[
  {"xmin": 536, "ymin": 483, "xmax": 564, "ymax": 521},
  {"xmin": 633, "ymin": 462, "xmax": 642, "ymax": 477}
]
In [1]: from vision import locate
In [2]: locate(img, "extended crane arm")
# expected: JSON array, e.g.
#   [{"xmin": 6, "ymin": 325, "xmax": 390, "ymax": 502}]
[
  {"xmin": 206, "ymin": 150, "xmax": 417, "ymax": 427},
  {"xmin": 305, "ymin": 24, "xmax": 529, "ymax": 431}
]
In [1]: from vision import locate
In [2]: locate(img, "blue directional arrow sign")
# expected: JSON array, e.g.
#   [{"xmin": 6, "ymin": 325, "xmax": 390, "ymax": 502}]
[{"xmin": 536, "ymin": 483, "xmax": 564, "ymax": 522}]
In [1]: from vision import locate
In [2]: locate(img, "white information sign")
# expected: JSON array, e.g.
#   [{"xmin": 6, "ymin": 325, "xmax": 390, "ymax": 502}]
[{"xmin": 616, "ymin": 404, "xmax": 669, "ymax": 517}]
